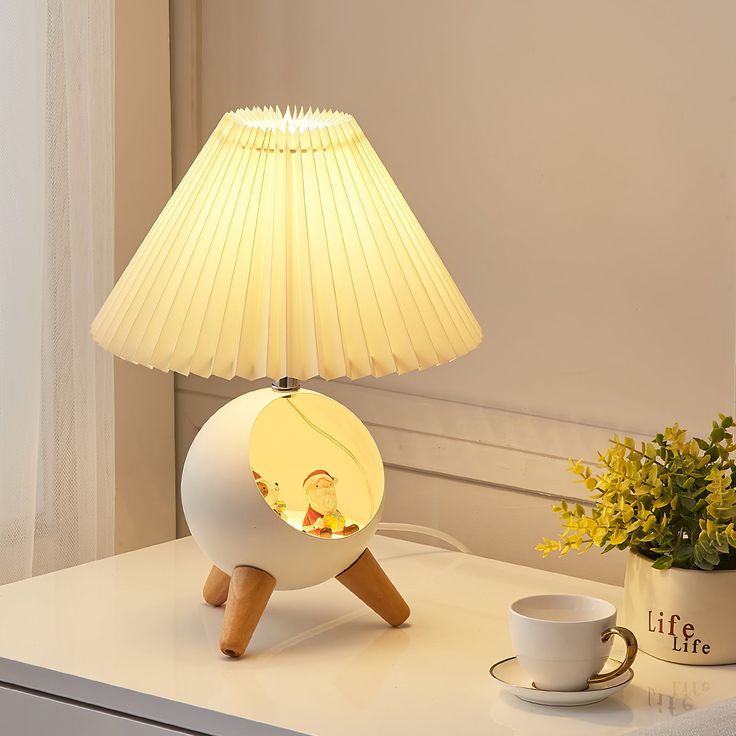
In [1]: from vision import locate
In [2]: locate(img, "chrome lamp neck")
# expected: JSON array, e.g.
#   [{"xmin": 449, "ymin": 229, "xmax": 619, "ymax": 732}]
[{"xmin": 271, "ymin": 376, "xmax": 301, "ymax": 393}]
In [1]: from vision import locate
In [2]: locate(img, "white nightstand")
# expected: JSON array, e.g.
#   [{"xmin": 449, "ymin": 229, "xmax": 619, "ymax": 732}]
[{"xmin": 0, "ymin": 535, "xmax": 734, "ymax": 735}]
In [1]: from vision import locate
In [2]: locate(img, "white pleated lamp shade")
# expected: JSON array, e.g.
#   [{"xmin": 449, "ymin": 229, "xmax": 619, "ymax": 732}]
[{"xmin": 92, "ymin": 107, "xmax": 482, "ymax": 380}]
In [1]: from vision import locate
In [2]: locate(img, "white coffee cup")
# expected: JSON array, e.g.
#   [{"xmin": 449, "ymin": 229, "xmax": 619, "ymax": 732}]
[{"xmin": 509, "ymin": 594, "xmax": 637, "ymax": 691}]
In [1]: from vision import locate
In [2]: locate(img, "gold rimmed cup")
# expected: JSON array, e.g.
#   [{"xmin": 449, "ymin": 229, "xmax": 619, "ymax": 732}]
[{"xmin": 509, "ymin": 594, "xmax": 638, "ymax": 692}]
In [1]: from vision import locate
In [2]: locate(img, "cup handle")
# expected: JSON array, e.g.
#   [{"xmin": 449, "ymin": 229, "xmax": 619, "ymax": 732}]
[{"xmin": 588, "ymin": 626, "xmax": 638, "ymax": 684}]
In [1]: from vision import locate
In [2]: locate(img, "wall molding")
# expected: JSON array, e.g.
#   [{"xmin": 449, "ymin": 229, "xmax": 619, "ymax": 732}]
[
  {"xmin": 114, "ymin": 0, "xmax": 176, "ymax": 553},
  {"xmin": 176, "ymin": 375, "xmax": 645, "ymax": 506}
]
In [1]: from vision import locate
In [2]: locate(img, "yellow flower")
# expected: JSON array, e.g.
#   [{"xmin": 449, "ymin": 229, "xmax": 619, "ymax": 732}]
[
  {"xmin": 539, "ymin": 415, "xmax": 736, "ymax": 570},
  {"xmin": 569, "ymin": 459, "xmax": 586, "ymax": 476},
  {"xmin": 664, "ymin": 423, "xmax": 688, "ymax": 452}
]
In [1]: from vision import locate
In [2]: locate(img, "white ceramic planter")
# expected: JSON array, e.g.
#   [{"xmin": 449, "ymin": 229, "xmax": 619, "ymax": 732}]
[{"xmin": 620, "ymin": 550, "xmax": 736, "ymax": 665}]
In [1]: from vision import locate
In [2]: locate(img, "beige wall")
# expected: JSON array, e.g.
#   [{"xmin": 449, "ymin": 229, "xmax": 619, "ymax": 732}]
[
  {"xmin": 195, "ymin": 0, "xmax": 736, "ymax": 437},
  {"xmin": 171, "ymin": 1, "xmax": 736, "ymax": 583},
  {"xmin": 114, "ymin": 0, "xmax": 176, "ymax": 553}
]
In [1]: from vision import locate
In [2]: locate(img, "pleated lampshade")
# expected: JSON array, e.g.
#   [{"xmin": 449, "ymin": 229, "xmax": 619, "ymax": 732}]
[{"xmin": 92, "ymin": 107, "xmax": 482, "ymax": 380}]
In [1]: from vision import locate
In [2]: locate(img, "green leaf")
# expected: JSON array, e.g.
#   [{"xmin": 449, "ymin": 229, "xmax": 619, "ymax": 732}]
[
  {"xmin": 652, "ymin": 555, "xmax": 674, "ymax": 570},
  {"xmin": 681, "ymin": 495, "xmax": 697, "ymax": 512},
  {"xmin": 609, "ymin": 529, "xmax": 628, "ymax": 545},
  {"xmin": 714, "ymin": 534, "xmax": 730, "ymax": 554}
]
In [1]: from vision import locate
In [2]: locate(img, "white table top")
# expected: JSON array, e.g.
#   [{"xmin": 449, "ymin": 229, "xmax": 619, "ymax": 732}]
[{"xmin": 0, "ymin": 535, "xmax": 734, "ymax": 736}]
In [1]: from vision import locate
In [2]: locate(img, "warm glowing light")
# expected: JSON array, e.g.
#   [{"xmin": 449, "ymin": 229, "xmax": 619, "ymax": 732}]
[
  {"xmin": 250, "ymin": 391, "xmax": 381, "ymax": 540},
  {"xmin": 91, "ymin": 106, "xmax": 481, "ymax": 381}
]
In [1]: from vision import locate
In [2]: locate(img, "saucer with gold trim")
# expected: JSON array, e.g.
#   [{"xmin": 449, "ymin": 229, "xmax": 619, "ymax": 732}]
[{"xmin": 489, "ymin": 656, "xmax": 633, "ymax": 707}]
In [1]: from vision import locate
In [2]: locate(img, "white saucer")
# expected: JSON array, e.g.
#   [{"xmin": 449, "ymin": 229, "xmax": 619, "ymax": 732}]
[{"xmin": 489, "ymin": 656, "xmax": 633, "ymax": 707}]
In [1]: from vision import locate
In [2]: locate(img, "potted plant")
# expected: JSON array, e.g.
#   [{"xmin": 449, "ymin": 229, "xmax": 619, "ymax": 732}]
[{"xmin": 537, "ymin": 414, "xmax": 736, "ymax": 664}]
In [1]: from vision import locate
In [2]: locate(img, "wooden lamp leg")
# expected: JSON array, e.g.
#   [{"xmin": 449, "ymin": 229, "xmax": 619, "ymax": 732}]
[
  {"xmin": 219, "ymin": 565, "xmax": 276, "ymax": 658},
  {"xmin": 203, "ymin": 565, "xmax": 231, "ymax": 607},
  {"xmin": 336, "ymin": 549, "xmax": 410, "ymax": 626}
]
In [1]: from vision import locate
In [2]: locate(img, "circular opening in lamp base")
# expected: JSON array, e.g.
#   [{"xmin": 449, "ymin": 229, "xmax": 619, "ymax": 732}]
[{"xmin": 249, "ymin": 391, "xmax": 383, "ymax": 540}]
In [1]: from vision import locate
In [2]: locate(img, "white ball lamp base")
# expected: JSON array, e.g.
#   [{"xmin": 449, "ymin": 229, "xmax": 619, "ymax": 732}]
[{"xmin": 181, "ymin": 379, "xmax": 410, "ymax": 658}]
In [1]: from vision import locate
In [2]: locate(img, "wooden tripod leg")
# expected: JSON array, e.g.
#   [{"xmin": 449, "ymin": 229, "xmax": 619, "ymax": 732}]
[
  {"xmin": 336, "ymin": 549, "xmax": 410, "ymax": 626},
  {"xmin": 203, "ymin": 565, "xmax": 231, "ymax": 607},
  {"xmin": 220, "ymin": 566, "xmax": 276, "ymax": 658}
]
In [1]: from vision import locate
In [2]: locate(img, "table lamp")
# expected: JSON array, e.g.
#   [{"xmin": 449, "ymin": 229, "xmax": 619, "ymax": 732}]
[{"xmin": 92, "ymin": 107, "xmax": 482, "ymax": 658}]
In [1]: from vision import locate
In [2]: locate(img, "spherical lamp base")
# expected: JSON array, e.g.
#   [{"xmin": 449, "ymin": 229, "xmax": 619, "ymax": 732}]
[{"xmin": 181, "ymin": 385, "xmax": 410, "ymax": 657}]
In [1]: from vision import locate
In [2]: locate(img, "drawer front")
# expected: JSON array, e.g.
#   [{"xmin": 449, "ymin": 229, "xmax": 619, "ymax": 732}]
[{"xmin": 0, "ymin": 685, "xmax": 202, "ymax": 736}]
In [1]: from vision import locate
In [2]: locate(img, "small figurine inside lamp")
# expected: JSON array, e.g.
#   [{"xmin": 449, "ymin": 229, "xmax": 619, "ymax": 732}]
[
  {"xmin": 302, "ymin": 470, "xmax": 360, "ymax": 537},
  {"xmin": 253, "ymin": 471, "xmax": 286, "ymax": 519}
]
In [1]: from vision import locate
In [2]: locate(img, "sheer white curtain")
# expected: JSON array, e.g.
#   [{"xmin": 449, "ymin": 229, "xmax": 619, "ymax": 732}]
[{"xmin": 0, "ymin": 0, "xmax": 115, "ymax": 583}]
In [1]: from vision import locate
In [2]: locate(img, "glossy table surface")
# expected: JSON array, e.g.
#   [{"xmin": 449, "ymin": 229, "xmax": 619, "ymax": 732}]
[{"xmin": 0, "ymin": 535, "xmax": 734, "ymax": 735}]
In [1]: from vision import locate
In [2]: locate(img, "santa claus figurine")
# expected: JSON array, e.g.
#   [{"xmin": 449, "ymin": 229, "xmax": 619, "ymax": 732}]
[
  {"xmin": 253, "ymin": 471, "xmax": 286, "ymax": 519},
  {"xmin": 302, "ymin": 469, "xmax": 359, "ymax": 537}
]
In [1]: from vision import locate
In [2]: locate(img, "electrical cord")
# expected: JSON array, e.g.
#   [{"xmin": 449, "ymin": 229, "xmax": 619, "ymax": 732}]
[
  {"xmin": 376, "ymin": 522, "xmax": 471, "ymax": 554},
  {"xmin": 284, "ymin": 398, "xmax": 469, "ymax": 554}
]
